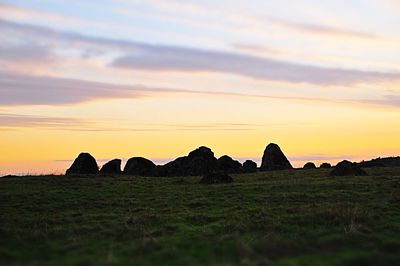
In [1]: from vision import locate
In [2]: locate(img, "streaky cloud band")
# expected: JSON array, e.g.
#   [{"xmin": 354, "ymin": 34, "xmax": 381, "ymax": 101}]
[{"xmin": 1, "ymin": 19, "xmax": 399, "ymax": 86}]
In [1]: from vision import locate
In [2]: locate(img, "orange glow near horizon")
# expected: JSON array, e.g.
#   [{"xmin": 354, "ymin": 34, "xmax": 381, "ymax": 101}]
[
  {"xmin": 1, "ymin": 92, "xmax": 400, "ymax": 175},
  {"xmin": 1, "ymin": 1, "xmax": 400, "ymax": 175}
]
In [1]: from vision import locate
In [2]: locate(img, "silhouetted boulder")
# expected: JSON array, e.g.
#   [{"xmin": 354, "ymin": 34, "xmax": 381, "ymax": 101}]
[
  {"xmin": 200, "ymin": 172, "xmax": 233, "ymax": 184},
  {"xmin": 124, "ymin": 157, "xmax": 157, "ymax": 176},
  {"xmin": 320, "ymin": 163, "xmax": 332, "ymax": 169},
  {"xmin": 188, "ymin": 146, "xmax": 215, "ymax": 159},
  {"xmin": 217, "ymin": 155, "xmax": 242, "ymax": 173},
  {"xmin": 260, "ymin": 143, "xmax": 292, "ymax": 171},
  {"xmin": 100, "ymin": 159, "xmax": 122, "ymax": 174},
  {"xmin": 66, "ymin": 152, "xmax": 98, "ymax": 175},
  {"xmin": 303, "ymin": 162, "xmax": 316, "ymax": 169},
  {"xmin": 330, "ymin": 160, "xmax": 367, "ymax": 176},
  {"xmin": 159, "ymin": 146, "xmax": 218, "ymax": 176},
  {"xmin": 243, "ymin": 160, "xmax": 257, "ymax": 173}
]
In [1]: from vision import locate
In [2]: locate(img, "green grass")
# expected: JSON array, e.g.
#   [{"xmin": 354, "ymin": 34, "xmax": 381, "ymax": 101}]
[{"xmin": 1, "ymin": 167, "xmax": 400, "ymax": 265}]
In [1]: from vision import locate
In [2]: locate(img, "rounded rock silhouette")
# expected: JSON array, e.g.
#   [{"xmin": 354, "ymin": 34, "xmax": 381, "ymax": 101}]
[
  {"xmin": 243, "ymin": 160, "xmax": 257, "ymax": 173},
  {"xmin": 124, "ymin": 157, "xmax": 157, "ymax": 176},
  {"xmin": 66, "ymin": 152, "xmax": 98, "ymax": 175},
  {"xmin": 217, "ymin": 155, "xmax": 242, "ymax": 173},
  {"xmin": 330, "ymin": 160, "xmax": 367, "ymax": 176},
  {"xmin": 303, "ymin": 162, "xmax": 316, "ymax": 169},
  {"xmin": 320, "ymin": 163, "xmax": 332, "ymax": 169},
  {"xmin": 100, "ymin": 159, "xmax": 122, "ymax": 174},
  {"xmin": 159, "ymin": 146, "xmax": 218, "ymax": 177}
]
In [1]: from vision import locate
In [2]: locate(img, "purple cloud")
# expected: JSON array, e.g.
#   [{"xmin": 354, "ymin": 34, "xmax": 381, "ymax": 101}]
[
  {"xmin": 1, "ymin": 70, "xmax": 400, "ymax": 108},
  {"xmin": 268, "ymin": 18, "xmax": 377, "ymax": 39},
  {"xmin": 0, "ymin": 113, "xmax": 259, "ymax": 132},
  {"xmin": 0, "ymin": 113, "xmax": 87, "ymax": 129},
  {"xmin": 1, "ymin": 19, "xmax": 399, "ymax": 86},
  {"xmin": 0, "ymin": 71, "xmax": 173, "ymax": 105},
  {"xmin": 112, "ymin": 46, "xmax": 400, "ymax": 85}
]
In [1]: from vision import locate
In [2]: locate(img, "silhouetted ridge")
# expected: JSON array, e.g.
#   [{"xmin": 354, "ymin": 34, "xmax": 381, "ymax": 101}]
[{"xmin": 357, "ymin": 157, "xmax": 400, "ymax": 168}]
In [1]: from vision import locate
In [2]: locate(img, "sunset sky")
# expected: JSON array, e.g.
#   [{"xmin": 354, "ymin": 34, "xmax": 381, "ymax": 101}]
[{"xmin": 1, "ymin": 0, "xmax": 400, "ymax": 175}]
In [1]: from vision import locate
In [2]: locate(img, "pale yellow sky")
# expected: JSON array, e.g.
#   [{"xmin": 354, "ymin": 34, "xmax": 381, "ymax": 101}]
[{"xmin": 0, "ymin": 1, "xmax": 400, "ymax": 174}]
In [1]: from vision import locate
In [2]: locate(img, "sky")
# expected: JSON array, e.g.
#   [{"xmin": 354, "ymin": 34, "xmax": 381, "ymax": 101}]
[{"xmin": 1, "ymin": 0, "xmax": 400, "ymax": 175}]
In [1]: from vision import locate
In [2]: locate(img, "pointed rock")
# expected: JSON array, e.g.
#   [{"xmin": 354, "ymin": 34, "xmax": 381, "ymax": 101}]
[{"xmin": 260, "ymin": 143, "xmax": 292, "ymax": 171}]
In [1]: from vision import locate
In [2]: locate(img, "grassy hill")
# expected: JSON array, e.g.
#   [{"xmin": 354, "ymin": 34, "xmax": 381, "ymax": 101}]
[{"xmin": 1, "ymin": 167, "xmax": 400, "ymax": 265}]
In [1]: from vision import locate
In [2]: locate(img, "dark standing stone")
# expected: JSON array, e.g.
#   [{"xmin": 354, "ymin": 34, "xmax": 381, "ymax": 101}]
[
  {"xmin": 243, "ymin": 160, "xmax": 257, "ymax": 173},
  {"xmin": 217, "ymin": 155, "xmax": 242, "ymax": 173},
  {"xmin": 159, "ymin": 146, "xmax": 218, "ymax": 177},
  {"xmin": 330, "ymin": 160, "xmax": 368, "ymax": 176},
  {"xmin": 66, "ymin": 152, "xmax": 98, "ymax": 175},
  {"xmin": 199, "ymin": 172, "xmax": 233, "ymax": 184},
  {"xmin": 124, "ymin": 157, "xmax": 157, "ymax": 176},
  {"xmin": 260, "ymin": 143, "xmax": 292, "ymax": 171},
  {"xmin": 303, "ymin": 162, "xmax": 316, "ymax": 169},
  {"xmin": 100, "ymin": 159, "xmax": 122, "ymax": 174},
  {"xmin": 320, "ymin": 163, "xmax": 332, "ymax": 169}
]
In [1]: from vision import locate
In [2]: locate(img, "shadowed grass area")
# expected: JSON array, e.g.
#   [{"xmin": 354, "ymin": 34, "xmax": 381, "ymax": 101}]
[{"xmin": 1, "ymin": 167, "xmax": 400, "ymax": 265}]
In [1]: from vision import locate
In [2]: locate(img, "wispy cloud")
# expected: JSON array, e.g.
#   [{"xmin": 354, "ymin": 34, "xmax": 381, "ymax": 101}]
[
  {"xmin": 231, "ymin": 43, "xmax": 284, "ymax": 55},
  {"xmin": 1, "ymin": 19, "xmax": 399, "ymax": 86},
  {"xmin": 0, "ymin": 113, "xmax": 259, "ymax": 132},
  {"xmin": 114, "ymin": 0, "xmax": 383, "ymax": 40},
  {"xmin": 0, "ymin": 71, "xmax": 171, "ymax": 105},
  {"xmin": 0, "ymin": 2, "xmax": 94, "ymax": 27},
  {"xmin": 362, "ymin": 94, "xmax": 400, "ymax": 108},
  {"xmin": 268, "ymin": 18, "xmax": 378, "ymax": 39},
  {"xmin": 0, "ymin": 43, "xmax": 54, "ymax": 63},
  {"xmin": 0, "ymin": 113, "xmax": 87, "ymax": 129},
  {"xmin": 1, "ymin": 70, "xmax": 400, "ymax": 109},
  {"xmin": 112, "ymin": 46, "xmax": 400, "ymax": 85}
]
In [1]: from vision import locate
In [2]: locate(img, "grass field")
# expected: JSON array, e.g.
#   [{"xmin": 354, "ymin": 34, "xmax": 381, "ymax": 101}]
[{"xmin": 1, "ymin": 167, "xmax": 400, "ymax": 265}]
